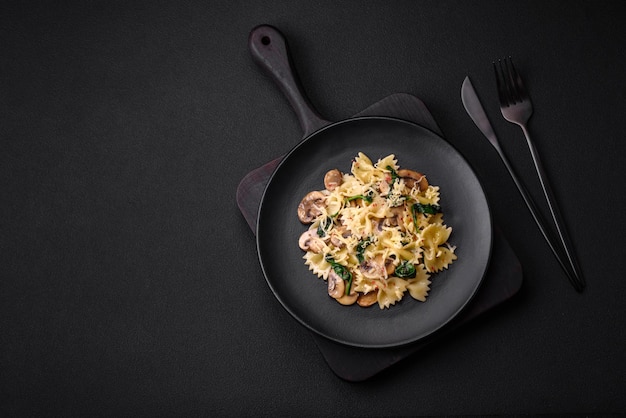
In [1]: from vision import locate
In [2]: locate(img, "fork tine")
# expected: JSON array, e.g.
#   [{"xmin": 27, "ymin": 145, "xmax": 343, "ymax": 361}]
[
  {"xmin": 502, "ymin": 58, "xmax": 519, "ymax": 105},
  {"xmin": 503, "ymin": 58, "xmax": 518, "ymax": 104},
  {"xmin": 507, "ymin": 57, "xmax": 528, "ymax": 102},
  {"xmin": 493, "ymin": 60, "xmax": 507, "ymax": 106},
  {"xmin": 495, "ymin": 59, "xmax": 513, "ymax": 106},
  {"xmin": 497, "ymin": 59, "xmax": 515, "ymax": 106},
  {"xmin": 495, "ymin": 57, "xmax": 527, "ymax": 106},
  {"xmin": 503, "ymin": 57, "xmax": 521, "ymax": 105}
]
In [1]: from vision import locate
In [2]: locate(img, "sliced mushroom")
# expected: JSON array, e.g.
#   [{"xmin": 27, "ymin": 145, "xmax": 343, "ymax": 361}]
[
  {"xmin": 323, "ymin": 169, "xmax": 343, "ymax": 191},
  {"xmin": 337, "ymin": 291, "xmax": 358, "ymax": 306},
  {"xmin": 360, "ymin": 258, "xmax": 385, "ymax": 279},
  {"xmin": 371, "ymin": 219, "xmax": 384, "ymax": 235},
  {"xmin": 330, "ymin": 236, "xmax": 343, "ymax": 248},
  {"xmin": 297, "ymin": 191, "xmax": 326, "ymax": 224},
  {"xmin": 329, "ymin": 225, "xmax": 350, "ymax": 248},
  {"xmin": 357, "ymin": 290, "xmax": 378, "ymax": 307},
  {"xmin": 327, "ymin": 270, "xmax": 345, "ymax": 299},
  {"xmin": 298, "ymin": 230, "xmax": 325, "ymax": 253},
  {"xmin": 377, "ymin": 254, "xmax": 396, "ymax": 276},
  {"xmin": 337, "ymin": 282, "xmax": 358, "ymax": 306},
  {"xmin": 397, "ymin": 169, "xmax": 429, "ymax": 191},
  {"xmin": 373, "ymin": 254, "xmax": 396, "ymax": 277},
  {"xmin": 359, "ymin": 255, "xmax": 395, "ymax": 280},
  {"xmin": 383, "ymin": 206, "xmax": 405, "ymax": 230}
]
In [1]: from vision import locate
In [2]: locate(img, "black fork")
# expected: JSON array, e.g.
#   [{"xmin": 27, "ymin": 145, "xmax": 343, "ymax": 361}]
[{"xmin": 494, "ymin": 57, "xmax": 585, "ymax": 292}]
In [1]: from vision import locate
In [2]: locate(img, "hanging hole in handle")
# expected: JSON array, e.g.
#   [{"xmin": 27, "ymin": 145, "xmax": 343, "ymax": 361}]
[{"xmin": 261, "ymin": 36, "xmax": 271, "ymax": 45}]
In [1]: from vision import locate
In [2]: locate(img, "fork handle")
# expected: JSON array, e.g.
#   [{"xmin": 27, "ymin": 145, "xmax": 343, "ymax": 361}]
[
  {"xmin": 521, "ymin": 126, "xmax": 585, "ymax": 290},
  {"xmin": 493, "ymin": 144, "xmax": 584, "ymax": 291}
]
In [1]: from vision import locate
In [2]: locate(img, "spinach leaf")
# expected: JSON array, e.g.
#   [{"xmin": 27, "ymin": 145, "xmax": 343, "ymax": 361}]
[
  {"xmin": 346, "ymin": 190, "xmax": 373, "ymax": 204},
  {"xmin": 411, "ymin": 202, "xmax": 442, "ymax": 231},
  {"xmin": 386, "ymin": 165, "xmax": 399, "ymax": 185},
  {"xmin": 325, "ymin": 256, "xmax": 353, "ymax": 295},
  {"xmin": 356, "ymin": 237, "xmax": 373, "ymax": 264},
  {"xmin": 413, "ymin": 202, "xmax": 441, "ymax": 215},
  {"xmin": 395, "ymin": 261, "xmax": 417, "ymax": 278},
  {"xmin": 317, "ymin": 217, "xmax": 332, "ymax": 238}
]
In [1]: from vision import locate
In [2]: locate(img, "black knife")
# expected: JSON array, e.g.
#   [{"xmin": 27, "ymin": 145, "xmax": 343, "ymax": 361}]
[{"xmin": 461, "ymin": 76, "xmax": 583, "ymax": 292}]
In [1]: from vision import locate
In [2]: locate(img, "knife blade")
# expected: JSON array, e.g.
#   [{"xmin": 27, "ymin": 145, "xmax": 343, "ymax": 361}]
[
  {"xmin": 460, "ymin": 76, "xmax": 583, "ymax": 291},
  {"xmin": 461, "ymin": 77, "xmax": 501, "ymax": 152}
]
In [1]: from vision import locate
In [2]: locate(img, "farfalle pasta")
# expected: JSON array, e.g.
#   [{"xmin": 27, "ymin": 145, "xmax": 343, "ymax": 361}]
[{"xmin": 297, "ymin": 153, "xmax": 457, "ymax": 309}]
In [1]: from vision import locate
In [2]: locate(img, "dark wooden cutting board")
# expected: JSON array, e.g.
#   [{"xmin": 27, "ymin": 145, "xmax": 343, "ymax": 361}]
[{"xmin": 236, "ymin": 93, "xmax": 523, "ymax": 381}]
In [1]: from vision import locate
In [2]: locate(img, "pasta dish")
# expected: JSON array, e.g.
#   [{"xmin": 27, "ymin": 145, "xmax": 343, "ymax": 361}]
[{"xmin": 297, "ymin": 152, "xmax": 457, "ymax": 309}]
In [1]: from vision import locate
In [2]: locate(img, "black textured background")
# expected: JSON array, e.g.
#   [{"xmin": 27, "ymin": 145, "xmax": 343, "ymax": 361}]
[{"xmin": 2, "ymin": 1, "xmax": 625, "ymax": 416}]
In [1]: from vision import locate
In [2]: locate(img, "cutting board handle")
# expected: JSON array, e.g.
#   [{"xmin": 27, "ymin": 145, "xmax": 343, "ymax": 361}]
[{"xmin": 249, "ymin": 25, "xmax": 331, "ymax": 138}]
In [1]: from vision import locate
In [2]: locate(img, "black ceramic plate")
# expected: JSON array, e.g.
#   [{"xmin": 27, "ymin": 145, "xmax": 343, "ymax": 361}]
[{"xmin": 256, "ymin": 117, "xmax": 492, "ymax": 348}]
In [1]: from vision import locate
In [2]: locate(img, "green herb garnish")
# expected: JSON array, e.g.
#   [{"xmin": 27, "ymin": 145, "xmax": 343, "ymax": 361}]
[
  {"xmin": 386, "ymin": 165, "xmax": 399, "ymax": 185},
  {"xmin": 325, "ymin": 256, "xmax": 353, "ymax": 295},
  {"xmin": 395, "ymin": 261, "xmax": 417, "ymax": 278},
  {"xmin": 413, "ymin": 202, "xmax": 441, "ymax": 215},
  {"xmin": 356, "ymin": 237, "xmax": 373, "ymax": 264},
  {"xmin": 411, "ymin": 203, "xmax": 420, "ymax": 231},
  {"xmin": 411, "ymin": 202, "xmax": 442, "ymax": 231},
  {"xmin": 317, "ymin": 217, "xmax": 332, "ymax": 238},
  {"xmin": 346, "ymin": 190, "xmax": 373, "ymax": 204}
]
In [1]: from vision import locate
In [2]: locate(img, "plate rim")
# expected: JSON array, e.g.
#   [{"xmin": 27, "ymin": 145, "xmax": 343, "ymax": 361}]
[{"xmin": 256, "ymin": 116, "xmax": 493, "ymax": 348}]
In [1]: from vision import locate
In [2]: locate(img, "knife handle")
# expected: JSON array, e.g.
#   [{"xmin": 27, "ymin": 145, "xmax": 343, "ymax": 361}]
[
  {"xmin": 520, "ymin": 126, "xmax": 585, "ymax": 290},
  {"xmin": 494, "ymin": 146, "xmax": 583, "ymax": 291}
]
